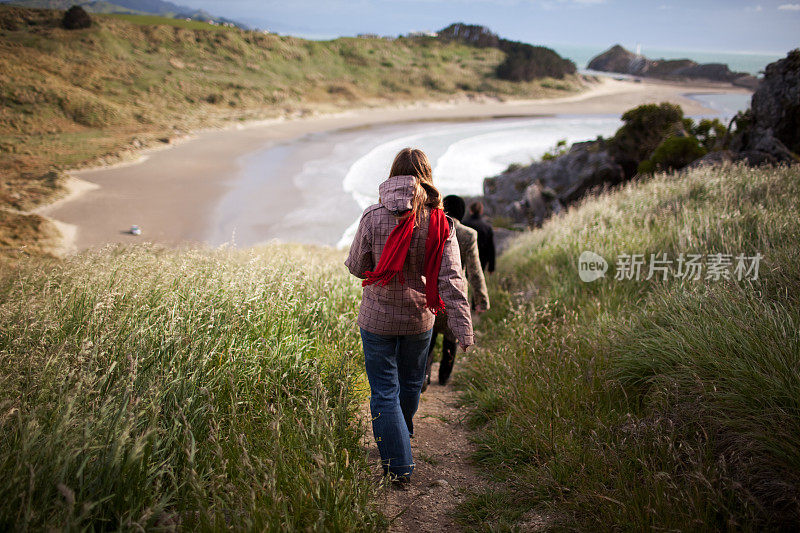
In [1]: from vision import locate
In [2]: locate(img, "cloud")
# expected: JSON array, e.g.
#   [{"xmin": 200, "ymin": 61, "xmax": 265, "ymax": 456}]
[{"xmin": 778, "ymin": 3, "xmax": 800, "ymax": 10}]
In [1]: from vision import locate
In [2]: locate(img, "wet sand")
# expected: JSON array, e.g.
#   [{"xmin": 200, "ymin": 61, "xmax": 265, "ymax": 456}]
[{"xmin": 39, "ymin": 77, "xmax": 751, "ymax": 252}]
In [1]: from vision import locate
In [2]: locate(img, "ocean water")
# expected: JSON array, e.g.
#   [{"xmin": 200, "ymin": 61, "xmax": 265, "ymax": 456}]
[
  {"xmin": 209, "ymin": 93, "xmax": 751, "ymax": 249},
  {"xmin": 686, "ymin": 92, "xmax": 752, "ymax": 121},
  {"xmin": 552, "ymin": 44, "xmax": 783, "ymax": 75}
]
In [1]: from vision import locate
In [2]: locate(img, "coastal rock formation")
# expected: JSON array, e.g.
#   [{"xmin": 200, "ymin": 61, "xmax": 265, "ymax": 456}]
[
  {"xmin": 476, "ymin": 51, "xmax": 798, "ymax": 233},
  {"xmin": 586, "ymin": 45, "xmax": 644, "ymax": 75},
  {"xmin": 588, "ymin": 44, "xmax": 759, "ymax": 89},
  {"xmin": 731, "ymin": 49, "xmax": 800, "ymax": 162},
  {"xmin": 483, "ymin": 141, "xmax": 623, "ymax": 226}
]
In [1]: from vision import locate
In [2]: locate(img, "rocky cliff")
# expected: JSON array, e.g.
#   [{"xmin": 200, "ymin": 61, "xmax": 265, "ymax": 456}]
[
  {"xmin": 482, "ymin": 140, "xmax": 624, "ymax": 227},
  {"xmin": 480, "ymin": 50, "xmax": 798, "ymax": 229},
  {"xmin": 731, "ymin": 49, "xmax": 800, "ymax": 164},
  {"xmin": 588, "ymin": 44, "xmax": 759, "ymax": 89}
]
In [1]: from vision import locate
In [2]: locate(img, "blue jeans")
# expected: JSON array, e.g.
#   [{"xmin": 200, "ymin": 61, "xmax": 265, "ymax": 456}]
[{"xmin": 360, "ymin": 327, "xmax": 433, "ymax": 479}]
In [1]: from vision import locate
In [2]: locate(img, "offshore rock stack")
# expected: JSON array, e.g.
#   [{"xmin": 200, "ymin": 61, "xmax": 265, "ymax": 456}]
[{"xmin": 587, "ymin": 44, "xmax": 760, "ymax": 89}]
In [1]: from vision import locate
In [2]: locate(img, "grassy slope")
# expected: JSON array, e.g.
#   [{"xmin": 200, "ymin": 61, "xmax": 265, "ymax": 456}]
[
  {"xmin": 0, "ymin": 244, "xmax": 383, "ymax": 530},
  {"xmin": 0, "ymin": 6, "xmax": 580, "ymax": 255},
  {"xmin": 459, "ymin": 163, "xmax": 800, "ymax": 530}
]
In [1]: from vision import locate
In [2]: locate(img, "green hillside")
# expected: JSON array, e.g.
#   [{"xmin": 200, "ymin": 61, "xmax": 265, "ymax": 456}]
[
  {"xmin": 0, "ymin": 5, "xmax": 582, "ymax": 258},
  {"xmin": 459, "ymin": 163, "xmax": 800, "ymax": 530}
]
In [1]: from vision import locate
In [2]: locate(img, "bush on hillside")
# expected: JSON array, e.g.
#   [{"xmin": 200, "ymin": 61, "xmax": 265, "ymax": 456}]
[
  {"xmin": 58, "ymin": 91, "xmax": 126, "ymax": 128},
  {"xmin": 691, "ymin": 117, "xmax": 728, "ymax": 151},
  {"xmin": 635, "ymin": 116, "xmax": 728, "ymax": 173},
  {"xmin": 436, "ymin": 22, "xmax": 576, "ymax": 81},
  {"xmin": 496, "ymin": 40, "xmax": 577, "ymax": 81},
  {"xmin": 638, "ymin": 135, "xmax": 707, "ymax": 173},
  {"xmin": 610, "ymin": 103, "xmax": 685, "ymax": 177},
  {"xmin": 437, "ymin": 23, "xmax": 500, "ymax": 48},
  {"xmin": 541, "ymin": 139, "xmax": 568, "ymax": 161},
  {"xmin": 62, "ymin": 6, "xmax": 91, "ymax": 30}
]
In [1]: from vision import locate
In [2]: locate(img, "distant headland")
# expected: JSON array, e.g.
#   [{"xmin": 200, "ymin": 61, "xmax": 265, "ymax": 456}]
[{"xmin": 588, "ymin": 44, "xmax": 760, "ymax": 90}]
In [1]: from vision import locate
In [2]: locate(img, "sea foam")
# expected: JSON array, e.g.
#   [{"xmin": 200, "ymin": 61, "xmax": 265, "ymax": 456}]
[{"xmin": 336, "ymin": 115, "xmax": 622, "ymax": 247}]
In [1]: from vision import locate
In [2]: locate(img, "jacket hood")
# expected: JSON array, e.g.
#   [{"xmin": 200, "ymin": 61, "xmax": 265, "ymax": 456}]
[{"xmin": 379, "ymin": 175, "xmax": 416, "ymax": 213}]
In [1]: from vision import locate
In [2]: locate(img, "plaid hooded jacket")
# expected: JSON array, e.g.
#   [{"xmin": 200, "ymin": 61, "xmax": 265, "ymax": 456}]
[{"xmin": 345, "ymin": 175, "xmax": 474, "ymax": 349}]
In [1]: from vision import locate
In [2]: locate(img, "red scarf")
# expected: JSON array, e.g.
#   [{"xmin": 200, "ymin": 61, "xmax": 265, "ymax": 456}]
[{"xmin": 363, "ymin": 208, "xmax": 449, "ymax": 314}]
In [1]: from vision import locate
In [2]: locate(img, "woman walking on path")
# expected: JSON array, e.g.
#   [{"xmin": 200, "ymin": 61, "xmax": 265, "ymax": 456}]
[{"xmin": 345, "ymin": 148, "xmax": 473, "ymax": 483}]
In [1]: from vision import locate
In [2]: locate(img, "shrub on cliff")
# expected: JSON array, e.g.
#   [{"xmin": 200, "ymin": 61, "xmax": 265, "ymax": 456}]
[
  {"xmin": 638, "ymin": 136, "xmax": 707, "ymax": 174},
  {"xmin": 610, "ymin": 103, "xmax": 685, "ymax": 177},
  {"xmin": 436, "ymin": 23, "xmax": 576, "ymax": 81},
  {"xmin": 437, "ymin": 23, "xmax": 500, "ymax": 48},
  {"xmin": 496, "ymin": 40, "xmax": 577, "ymax": 81},
  {"xmin": 62, "ymin": 6, "xmax": 91, "ymax": 30},
  {"xmin": 541, "ymin": 139, "xmax": 568, "ymax": 161},
  {"xmin": 637, "ymin": 117, "xmax": 728, "ymax": 173},
  {"xmin": 691, "ymin": 118, "xmax": 728, "ymax": 151}
]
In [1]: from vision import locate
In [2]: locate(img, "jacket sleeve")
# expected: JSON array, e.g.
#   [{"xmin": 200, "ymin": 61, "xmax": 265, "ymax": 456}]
[
  {"xmin": 465, "ymin": 233, "xmax": 490, "ymax": 311},
  {"xmin": 344, "ymin": 211, "xmax": 373, "ymax": 279},
  {"xmin": 486, "ymin": 224, "xmax": 496, "ymax": 273},
  {"xmin": 439, "ymin": 226, "xmax": 474, "ymax": 348}
]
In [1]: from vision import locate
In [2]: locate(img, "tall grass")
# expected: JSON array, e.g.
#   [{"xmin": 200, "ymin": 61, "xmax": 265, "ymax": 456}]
[
  {"xmin": 458, "ymin": 164, "xmax": 800, "ymax": 530},
  {"xmin": 0, "ymin": 244, "xmax": 383, "ymax": 531}
]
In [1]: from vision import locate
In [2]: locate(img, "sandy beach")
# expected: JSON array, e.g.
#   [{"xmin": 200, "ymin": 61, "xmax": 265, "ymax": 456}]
[{"xmin": 39, "ymin": 77, "xmax": 752, "ymax": 252}]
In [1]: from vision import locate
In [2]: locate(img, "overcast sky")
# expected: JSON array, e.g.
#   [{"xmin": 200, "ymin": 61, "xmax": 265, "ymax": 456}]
[{"xmin": 187, "ymin": 0, "xmax": 797, "ymax": 54}]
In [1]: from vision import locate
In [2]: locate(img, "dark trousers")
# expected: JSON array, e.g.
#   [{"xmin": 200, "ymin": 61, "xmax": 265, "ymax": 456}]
[{"xmin": 424, "ymin": 331, "xmax": 458, "ymax": 388}]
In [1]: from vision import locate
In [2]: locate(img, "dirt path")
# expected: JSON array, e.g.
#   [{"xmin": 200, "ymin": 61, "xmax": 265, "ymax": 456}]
[{"xmin": 362, "ymin": 362, "xmax": 488, "ymax": 532}]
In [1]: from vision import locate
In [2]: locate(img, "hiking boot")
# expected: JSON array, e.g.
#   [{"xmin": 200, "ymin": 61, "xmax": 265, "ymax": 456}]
[{"xmin": 389, "ymin": 473, "xmax": 411, "ymax": 490}]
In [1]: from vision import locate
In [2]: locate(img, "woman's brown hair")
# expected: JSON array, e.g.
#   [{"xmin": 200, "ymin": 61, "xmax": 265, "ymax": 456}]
[{"xmin": 389, "ymin": 147, "xmax": 442, "ymax": 221}]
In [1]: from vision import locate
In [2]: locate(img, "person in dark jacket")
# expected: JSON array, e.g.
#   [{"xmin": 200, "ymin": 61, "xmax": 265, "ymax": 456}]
[
  {"xmin": 422, "ymin": 195, "xmax": 489, "ymax": 391},
  {"xmin": 462, "ymin": 201, "xmax": 495, "ymax": 273}
]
